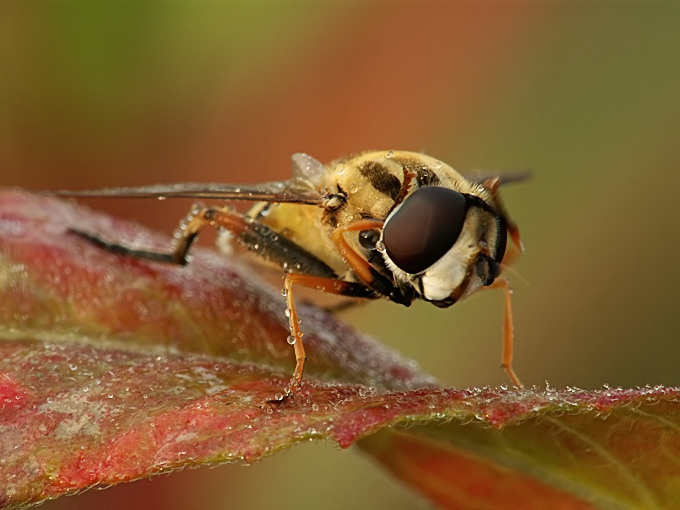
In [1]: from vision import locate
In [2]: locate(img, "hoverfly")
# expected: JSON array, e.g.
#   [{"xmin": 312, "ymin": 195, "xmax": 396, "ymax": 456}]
[{"xmin": 47, "ymin": 150, "xmax": 525, "ymax": 400}]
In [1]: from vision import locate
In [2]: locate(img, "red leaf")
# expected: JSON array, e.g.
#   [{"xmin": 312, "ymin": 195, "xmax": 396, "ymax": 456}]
[
  {"xmin": 0, "ymin": 190, "xmax": 433, "ymax": 391},
  {"xmin": 1, "ymin": 190, "xmax": 679, "ymax": 509},
  {"xmin": 360, "ymin": 386, "xmax": 680, "ymax": 509}
]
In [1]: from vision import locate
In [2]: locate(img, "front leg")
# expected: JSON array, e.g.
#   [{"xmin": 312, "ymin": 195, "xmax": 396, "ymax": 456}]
[
  {"xmin": 331, "ymin": 219, "xmax": 415, "ymax": 306},
  {"xmin": 485, "ymin": 277, "xmax": 523, "ymax": 388}
]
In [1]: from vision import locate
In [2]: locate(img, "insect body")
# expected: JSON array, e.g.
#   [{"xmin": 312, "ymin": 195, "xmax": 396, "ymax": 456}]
[{"xmin": 49, "ymin": 150, "xmax": 524, "ymax": 400}]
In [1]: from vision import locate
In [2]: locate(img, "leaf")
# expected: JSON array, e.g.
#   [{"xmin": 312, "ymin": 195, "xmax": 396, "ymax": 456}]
[
  {"xmin": 0, "ymin": 190, "xmax": 433, "ymax": 391},
  {"xmin": 359, "ymin": 387, "xmax": 680, "ymax": 510},
  {"xmin": 1, "ymin": 190, "xmax": 679, "ymax": 509}
]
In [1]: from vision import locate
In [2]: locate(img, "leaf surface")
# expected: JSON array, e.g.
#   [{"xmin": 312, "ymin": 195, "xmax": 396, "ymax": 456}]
[{"xmin": 1, "ymin": 190, "xmax": 679, "ymax": 509}]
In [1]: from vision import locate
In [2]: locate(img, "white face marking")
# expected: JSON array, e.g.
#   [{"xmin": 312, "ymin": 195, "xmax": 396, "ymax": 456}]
[{"xmin": 420, "ymin": 248, "xmax": 468, "ymax": 301}]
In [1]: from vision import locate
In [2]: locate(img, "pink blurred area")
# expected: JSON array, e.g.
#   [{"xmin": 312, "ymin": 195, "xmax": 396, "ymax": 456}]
[{"xmin": 1, "ymin": 2, "xmax": 679, "ymax": 509}]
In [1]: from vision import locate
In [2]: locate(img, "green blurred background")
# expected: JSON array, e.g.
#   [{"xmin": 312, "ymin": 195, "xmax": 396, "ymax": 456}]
[{"xmin": 1, "ymin": 2, "xmax": 679, "ymax": 508}]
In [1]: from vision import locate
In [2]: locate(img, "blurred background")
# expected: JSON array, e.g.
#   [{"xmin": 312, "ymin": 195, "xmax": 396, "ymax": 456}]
[{"xmin": 1, "ymin": 1, "xmax": 678, "ymax": 508}]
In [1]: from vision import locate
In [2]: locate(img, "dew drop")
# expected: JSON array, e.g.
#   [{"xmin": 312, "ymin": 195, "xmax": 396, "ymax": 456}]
[{"xmin": 287, "ymin": 335, "xmax": 296, "ymax": 345}]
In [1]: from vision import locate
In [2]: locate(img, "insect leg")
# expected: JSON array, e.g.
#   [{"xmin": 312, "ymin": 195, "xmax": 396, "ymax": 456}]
[
  {"xmin": 71, "ymin": 204, "xmax": 341, "ymax": 280},
  {"xmin": 331, "ymin": 219, "xmax": 414, "ymax": 305},
  {"xmin": 331, "ymin": 219, "xmax": 384, "ymax": 283},
  {"xmin": 69, "ymin": 203, "xmax": 217, "ymax": 265},
  {"xmin": 281, "ymin": 273, "xmax": 305, "ymax": 399},
  {"xmin": 274, "ymin": 272, "xmax": 377, "ymax": 401},
  {"xmin": 486, "ymin": 277, "xmax": 523, "ymax": 388},
  {"xmin": 178, "ymin": 212, "xmax": 377, "ymax": 399}
]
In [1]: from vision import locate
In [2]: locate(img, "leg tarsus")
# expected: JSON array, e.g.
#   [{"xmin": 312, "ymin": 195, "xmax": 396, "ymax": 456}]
[{"xmin": 279, "ymin": 272, "xmax": 307, "ymax": 398}]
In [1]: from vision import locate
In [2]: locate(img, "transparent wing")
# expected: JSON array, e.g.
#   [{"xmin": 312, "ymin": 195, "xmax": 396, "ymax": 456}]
[
  {"xmin": 467, "ymin": 169, "xmax": 532, "ymax": 186},
  {"xmin": 42, "ymin": 179, "xmax": 325, "ymax": 205},
  {"xmin": 290, "ymin": 153, "xmax": 326, "ymax": 187}
]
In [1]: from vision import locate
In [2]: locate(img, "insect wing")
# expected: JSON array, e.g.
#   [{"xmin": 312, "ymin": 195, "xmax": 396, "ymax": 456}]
[
  {"xmin": 467, "ymin": 169, "xmax": 532, "ymax": 187},
  {"xmin": 290, "ymin": 153, "xmax": 326, "ymax": 188},
  {"xmin": 43, "ymin": 179, "xmax": 325, "ymax": 205}
]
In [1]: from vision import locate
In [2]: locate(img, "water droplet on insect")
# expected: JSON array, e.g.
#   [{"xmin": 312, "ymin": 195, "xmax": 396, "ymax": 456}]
[
  {"xmin": 386, "ymin": 150, "xmax": 394, "ymax": 158},
  {"xmin": 281, "ymin": 288, "xmax": 288, "ymax": 297},
  {"xmin": 284, "ymin": 309, "xmax": 291, "ymax": 318},
  {"xmin": 287, "ymin": 335, "xmax": 296, "ymax": 345}
]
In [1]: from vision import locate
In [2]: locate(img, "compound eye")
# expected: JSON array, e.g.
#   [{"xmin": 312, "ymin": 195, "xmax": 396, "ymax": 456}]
[{"xmin": 383, "ymin": 187, "xmax": 468, "ymax": 274}]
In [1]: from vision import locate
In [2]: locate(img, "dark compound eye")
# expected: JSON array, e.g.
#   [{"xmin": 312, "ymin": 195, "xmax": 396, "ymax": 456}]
[{"xmin": 382, "ymin": 187, "xmax": 468, "ymax": 274}]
